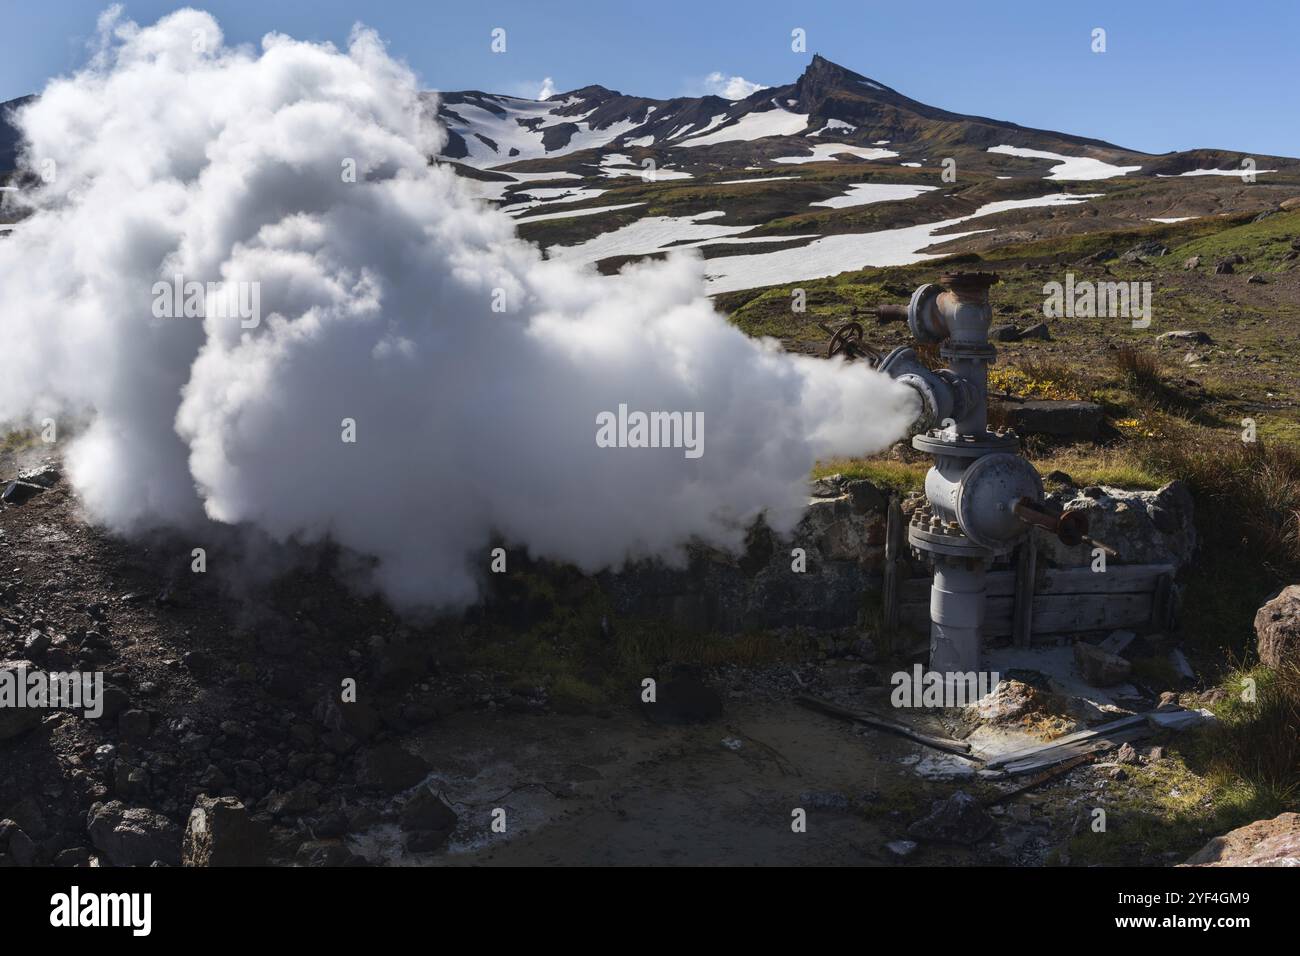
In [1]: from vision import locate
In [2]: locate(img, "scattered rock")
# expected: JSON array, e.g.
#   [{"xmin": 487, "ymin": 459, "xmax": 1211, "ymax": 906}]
[
  {"xmin": 1037, "ymin": 480, "xmax": 1196, "ymax": 570},
  {"xmin": 0, "ymin": 480, "xmax": 44, "ymax": 505},
  {"xmin": 16, "ymin": 460, "xmax": 60, "ymax": 487},
  {"xmin": 1184, "ymin": 812, "xmax": 1300, "ymax": 867},
  {"xmin": 990, "ymin": 324, "xmax": 1021, "ymax": 342},
  {"xmin": 885, "ymin": 839, "xmax": 918, "ymax": 859},
  {"xmin": 400, "ymin": 786, "xmax": 458, "ymax": 835},
  {"xmin": 810, "ymin": 474, "xmax": 845, "ymax": 498},
  {"xmin": 1019, "ymin": 321, "xmax": 1052, "ymax": 341},
  {"xmin": 970, "ymin": 679, "xmax": 1038, "ymax": 724},
  {"xmin": 843, "ymin": 479, "xmax": 884, "ymax": 515},
  {"xmin": 118, "ymin": 709, "xmax": 151, "ymax": 741},
  {"xmin": 1214, "ymin": 259, "xmax": 1234, "ymax": 275},
  {"xmin": 907, "ymin": 791, "xmax": 995, "ymax": 845},
  {"xmin": 1254, "ymin": 584, "xmax": 1300, "ymax": 671},
  {"xmin": 296, "ymin": 839, "xmax": 365, "ymax": 867},
  {"xmin": 182, "ymin": 794, "xmax": 269, "ymax": 866},
  {"xmin": 1183, "ymin": 255, "xmax": 1201, "ymax": 270},
  {"xmin": 354, "ymin": 743, "xmax": 431, "ymax": 793},
  {"xmin": 1099, "ymin": 630, "xmax": 1137, "ymax": 656},
  {"xmin": 315, "ymin": 695, "xmax": 381, "ymax": 742},
  {"xmin": 86, "ymin": 800, "xmax": 181, "ymax": 866},
  {"xmin": 265, "ymin": 784, "xmax": 319, "ymax": 817},
  {"xmin": 1170, "ymin": 648, "xmax": 1196, "ymax": 684},
  {"xmin": 1121, "ymin": 240, "xmax": 1168, "ymax": 261},
  {"xmin": 1157, "ymin": 329, "xmax": 1213, "ymax": 346},
  {"xmin": 1146, "ymin": 708, "xmax": 1215, "ymax": 731},
  {"xmin": 1116, "ymin": 742, "xmax": 1139, "ymax": 765},
  {"xmin": 52, "ymin": 848, "xmax": 93, "ymax": 867},
  {"xmin": 1074, "ymin": 641, "xmax": 1132, "ymax": 687},
  {"xmin": 7, "ymin": 826, "xmax": 37, "ymax": 865},
  {"xmin": 1247, "ymin": 273, "xmax": 1267, "ymax": 284},
  {"xmin": 0, "ymin": 660, "xmax": 43, "ymax": 740}
]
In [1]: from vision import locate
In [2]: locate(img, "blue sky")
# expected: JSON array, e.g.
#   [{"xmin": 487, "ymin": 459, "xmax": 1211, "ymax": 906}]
[{"xmin": 2, "ymin": 0, "xmax": 1297, "ymax": 157}]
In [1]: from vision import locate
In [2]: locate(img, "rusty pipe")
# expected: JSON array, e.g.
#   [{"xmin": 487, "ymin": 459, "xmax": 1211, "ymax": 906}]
[{"xmin": 1012, "ymin": 497, "xmax": 1116, "ymax": 556}]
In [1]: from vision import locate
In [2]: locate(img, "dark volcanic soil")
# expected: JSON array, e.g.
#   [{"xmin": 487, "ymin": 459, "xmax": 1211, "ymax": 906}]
[{"xmin": 0, "ymin": 453, "xmax": 1220, "ymax": 868}]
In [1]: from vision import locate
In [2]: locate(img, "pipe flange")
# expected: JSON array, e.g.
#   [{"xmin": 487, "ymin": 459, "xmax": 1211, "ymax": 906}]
[
  {"xmin": 912, "ymin": 431, "xmax": 1020, "ymax": 458},
  {"xmin": 907, "ymin": 283, "xmax": 944, "ymax": 343},
  {"xmin": 939, "ymin": 342, "xmax": 998, "ymax": 362},
  {"xmin": 908, "ymin": 524, "xmax": 991, "ymax": 558}
]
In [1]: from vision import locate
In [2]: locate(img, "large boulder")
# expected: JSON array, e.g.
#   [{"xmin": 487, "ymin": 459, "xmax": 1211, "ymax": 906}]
[
  {"xmin": 1254, "ymin": 585, "xmax": 1300, "ymax": 671},
  {"xmin": 605, "ymin": 477, "xmax": 890, "ymax": 633},
  {"xmin": 1036, "ymin": 480, "xmax": 1196, "ymax": 570},
  {"xmin": 354, "ymin": 743, "xmax": 431, "ymax": 793},
  {"xmin": 400, "ymin": 787, "xmax": 459, "ymax": 853},
  {"xmin": 1183, "ymin": 812, "xmax": 1300, "ymax": 866},
  {"xmin": 182, "ymin": 795, "xmax": 269, "ymax": 866},
  {"xmin": 86, "ymin": 801, "xmax": 181, "ymax": 866},
  {"xmin": 1074, "ymin": 641, "xmax": 1133, "ymax": 687}
]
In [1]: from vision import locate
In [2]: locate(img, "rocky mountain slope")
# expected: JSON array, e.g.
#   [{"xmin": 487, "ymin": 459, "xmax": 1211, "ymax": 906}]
[{"xmin": 5, "ymin": 56, "xmax": 1300, "ymax": 293}]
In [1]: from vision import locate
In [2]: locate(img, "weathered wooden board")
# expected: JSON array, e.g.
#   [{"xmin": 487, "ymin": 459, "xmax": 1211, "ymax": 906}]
[
  {"xmin": 984, "ymin": 714, "xmax": 1151, "ymax": 774},
  {"xmin": 899, "ymin": 563, "xmax": 1175, "ymax": 638},
  {"xmin": 1013, "ymin": 544, "xmax": 1037, "ymax": 648},
  {"xmin": 900, "ymin": 563, "xmax": 1174, "ymax": 603},
  {"xmin": 901, "ymin": 591, "xmax": 1162, "ymax": 637}
]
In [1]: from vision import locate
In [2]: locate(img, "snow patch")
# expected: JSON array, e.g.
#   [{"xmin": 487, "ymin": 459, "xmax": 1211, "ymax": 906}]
[
  {"xmin": 808, "ymin": 118, "xmax": 857, "ymax": 137},
  {"xmin": 810, "ymin": 183, "xmax": 937, "ymax": 209},
  {"xmin": 512, "ymin": 201, "xmax": 646, "ymax": 223},
  {"xmin": 1157, "ymin": 167, "xmax": 1276, "ymax": 178},
  {"xmin": 679, "ymin": 108, "xmax": 809, "ymax": 147},
  {"xmin": 987, "ymin": 145, "xmax": 1141, "ymax": 181},
  {"xmin": 772, "ymin": 144, "xmax": 899, "ymax": 164},
  {"xmin": 548, "ymin": 210, "xmax": 752, "ymax": 263},
  {"xmin": 703, "ymin": 193, "xmax": 1102, "ymax": 294},
  {"xmin": 716, "ymin": 176, "xmax": 800, "ymax": 185}
]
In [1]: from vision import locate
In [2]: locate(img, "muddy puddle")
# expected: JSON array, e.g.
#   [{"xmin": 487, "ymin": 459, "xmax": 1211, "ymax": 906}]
[{"xmin": 348, "ymin": 695, "xmax": 1001, "ymax": 866}]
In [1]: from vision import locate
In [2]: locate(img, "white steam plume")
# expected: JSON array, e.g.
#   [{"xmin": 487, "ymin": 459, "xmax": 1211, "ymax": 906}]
[{"xmin": 0, "ymin": 9, "xmax": 919, "ymax": 609}]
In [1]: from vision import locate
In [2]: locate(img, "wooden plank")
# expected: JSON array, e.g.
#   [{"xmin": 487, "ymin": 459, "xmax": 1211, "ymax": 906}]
[
  {"xmin": 1034, "ymin": 563, "xmax": 1174, "ymax": 596},
  {"xmin": 881, "ymin": 497, "xmax": 905, "ymax": 645},
  {"xmin": 984, "ymin": 714, "xmax": 1148, "ymax": 771},
  {"xmin": 900, "ymin": 563, "xmax": 1174, "ymax": 604},
  {"xmin": 997, "ymin": 726, "xmax": 1151, "ymax": 774},
  {"xmin": 794, "ymin": 695, "xmax": 977, "ymax": 758},
  {"xmin": 902, "ymin": 594, "xmax": 1153, "ymax": 637},
  {"xmin": 982, "ymin": 753, "xmax": 1097, "ymax": 805},
  {"xmin": 1013, "ymin": 543, "xmax": 1037, "ymax": 648},
  {"xmin": 1030, "ymin": 593, "xmax": 1152, "ymax": 633},
  {"xmin": 1150, "ymin": 571, "xmax": 1173, "ymax": 629}
]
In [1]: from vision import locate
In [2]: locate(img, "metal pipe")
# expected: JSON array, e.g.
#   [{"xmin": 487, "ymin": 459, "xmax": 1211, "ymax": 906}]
[
  {"xmin": 842, "ymin": 272, "xmax": 1117, "ymax": 676},
  {"xmin": 929, "ymin": 558, "xmax": 985, "ymax": 674}
]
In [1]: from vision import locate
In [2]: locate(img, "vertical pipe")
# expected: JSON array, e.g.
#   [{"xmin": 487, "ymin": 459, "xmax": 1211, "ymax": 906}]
[{"xmin": 928, "ymin": 557, "xmax": 985, "ymax": 674}]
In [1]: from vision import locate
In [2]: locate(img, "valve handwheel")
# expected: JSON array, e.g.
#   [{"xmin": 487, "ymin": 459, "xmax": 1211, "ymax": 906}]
[{"xmin": 827, "ymin": 321, "xmax": 864, "ymax": 358}]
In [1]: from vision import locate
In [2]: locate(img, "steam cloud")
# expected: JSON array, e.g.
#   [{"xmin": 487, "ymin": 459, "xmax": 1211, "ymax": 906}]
[{"xmin": 0, "ymin": 9, "xmax": 919, "ymax": 609}]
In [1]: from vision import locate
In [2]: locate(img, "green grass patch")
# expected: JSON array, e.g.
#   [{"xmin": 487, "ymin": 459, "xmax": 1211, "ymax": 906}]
[
  {"xmin": 1170, "ymin": 210, "xmax": 1300, "ymax": 273},
  {"xmin": 812, "ymin": 457, "xmax": 927, "ymax": 495}
]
